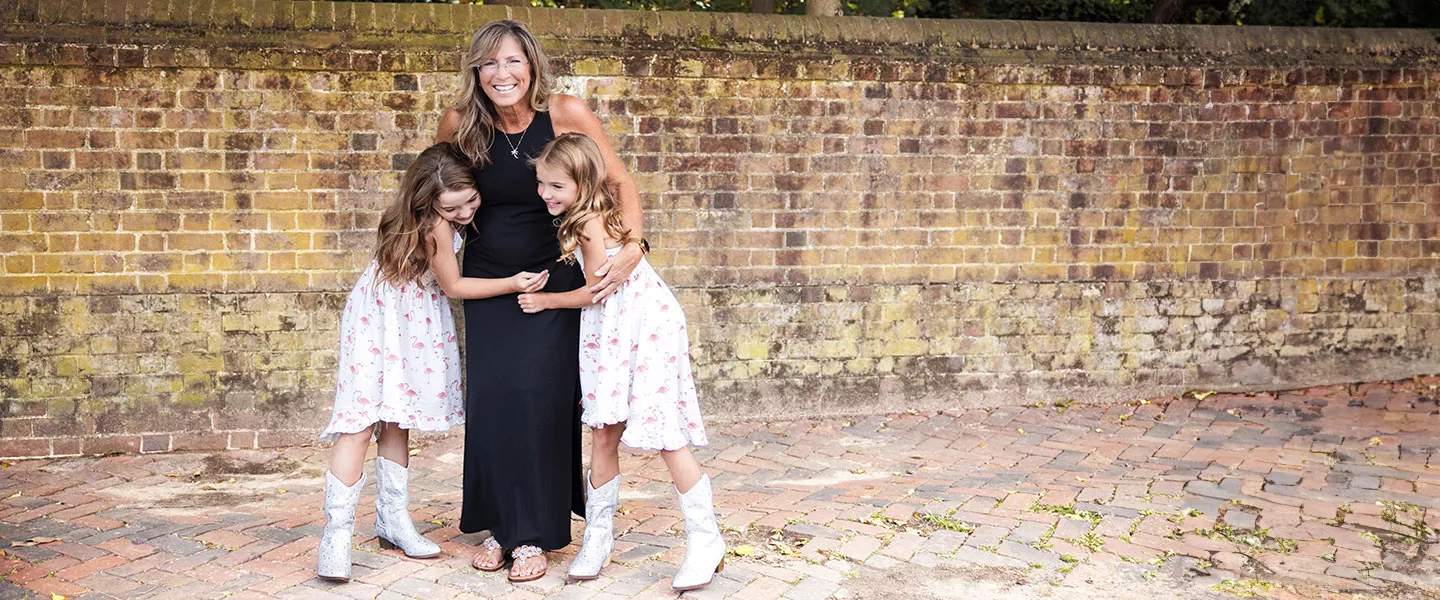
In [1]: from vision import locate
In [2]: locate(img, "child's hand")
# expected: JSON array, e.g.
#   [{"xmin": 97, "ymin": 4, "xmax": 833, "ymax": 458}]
[
  {"xmin": 517, "ymin": 293, "xmax": 549, "ymax": 314},
  {"xmin": 510, "ymin": 270, "xmax": 549, "ymax": 294}
]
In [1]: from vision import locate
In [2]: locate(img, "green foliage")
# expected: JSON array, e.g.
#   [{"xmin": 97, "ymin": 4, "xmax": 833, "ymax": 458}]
[
  {"xmin": 343, "ymin": 0, "xmax": 1439, "ymax": 26},
  {"xmin": 1191, "ymin": 0, "xmax": 1438, "ymax": 27},
  {"xmin": 966, "ymin": 0, "xmax": 1150, "ymax": 22}
]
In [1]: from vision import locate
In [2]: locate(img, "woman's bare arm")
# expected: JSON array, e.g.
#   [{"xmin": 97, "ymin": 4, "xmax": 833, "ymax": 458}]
[{"xmin": 551, "ymin": 94, "xmax": 644, "ymax": 302}]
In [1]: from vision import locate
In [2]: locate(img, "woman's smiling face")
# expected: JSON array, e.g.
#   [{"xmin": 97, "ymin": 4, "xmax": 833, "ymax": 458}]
[{"xmin": 477, "ymin": 35, "xmax": 531, "ymax": 112}]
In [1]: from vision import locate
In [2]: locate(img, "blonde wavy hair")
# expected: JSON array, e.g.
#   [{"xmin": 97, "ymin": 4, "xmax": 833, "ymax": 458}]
[
  {"xmin": 534, "ymin": 133, "xmax": 629, "ymax": 264},
  {"xmin": 453, "ymin": 20, "xmax": 555, "ymax": 167},
  {"xmin": 374, "ymin": 143, "xmax": 476, "ymax": 286}
]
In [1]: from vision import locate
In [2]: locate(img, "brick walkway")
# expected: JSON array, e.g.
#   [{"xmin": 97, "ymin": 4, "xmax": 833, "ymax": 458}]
[{"xmin": 3, "ymin": 379, "xmax": 1439, "ymax": 600}]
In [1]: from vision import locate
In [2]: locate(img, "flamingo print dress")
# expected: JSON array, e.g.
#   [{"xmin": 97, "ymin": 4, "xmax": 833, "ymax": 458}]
[
  {"xmin": 576, "ymin": 246, "xmax": 707, "ymax": 451},
  {"xmin": 320, "ymin": 231, "xmax": 465, "ymax": 442}
]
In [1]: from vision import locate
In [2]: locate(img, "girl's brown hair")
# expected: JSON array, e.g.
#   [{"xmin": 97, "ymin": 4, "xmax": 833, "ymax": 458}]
[
  {"xmin": 374, "ymin": 143, "xmax": 475, "ymax": 286},
  {"xmin": 534, "ymin": 133, "xmax": 628, "ymax": 263},
  {"xmin": 453, "ymin": 20, "xmax": 555, "ymax": 167}
]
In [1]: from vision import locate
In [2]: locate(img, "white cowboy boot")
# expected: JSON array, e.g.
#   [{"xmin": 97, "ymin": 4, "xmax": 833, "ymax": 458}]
[
  {"xmin": 317, "ymin": 471, "xmax": 366, "ymax": 581},
  {"xmin": 373, "ymin": 456, "xmax": 442, "ymax": 558},
  {"xmin": 672, "ymin": 474, "xmax": 725, "ymax": 591},
  {"xmin": 568, "ymin": 472, "xmax": 621, "ymax": 580}
]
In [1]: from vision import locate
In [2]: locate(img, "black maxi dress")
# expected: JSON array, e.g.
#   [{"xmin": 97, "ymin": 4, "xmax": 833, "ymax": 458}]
[{"xmin": 459, "ymin": 111, "xmax": 585, "ymax": 550}]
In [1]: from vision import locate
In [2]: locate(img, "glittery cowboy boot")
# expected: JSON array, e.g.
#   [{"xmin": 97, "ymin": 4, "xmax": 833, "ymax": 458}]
[
  {"xmin": 373, "ymin": 456, "xmax": 442, "ymax": 559},
  {"xmin": 568, "ymin": 472, "xmax": 621, "ymax": 580},
  {"xmin": 671, "ymin": 474, "xmax": 725, "ymax": 591},
  {"xmin": 317, "ymin": 471, "xmax": 366, "ymax": 581}
]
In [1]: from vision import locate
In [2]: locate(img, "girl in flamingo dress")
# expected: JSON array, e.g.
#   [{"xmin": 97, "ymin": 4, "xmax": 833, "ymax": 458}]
[
  {"xmin": 515, "ymin": 133, "xmax": 725, "ymax": 591},
  {"xmin": 315, "ymin": 143, "xmax": 551, "ymax": 582}
]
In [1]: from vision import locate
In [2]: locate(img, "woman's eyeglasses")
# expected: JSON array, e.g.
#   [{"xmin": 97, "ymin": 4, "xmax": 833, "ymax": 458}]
[{"xmin": 475, "ymin": 59, "xmax": 529, "ymax": 77}]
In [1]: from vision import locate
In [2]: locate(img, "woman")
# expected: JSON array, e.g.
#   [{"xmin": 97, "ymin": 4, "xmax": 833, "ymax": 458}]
[{"xmin": 436, "ymin": 20, "xmax": 646, "ymax": 583}]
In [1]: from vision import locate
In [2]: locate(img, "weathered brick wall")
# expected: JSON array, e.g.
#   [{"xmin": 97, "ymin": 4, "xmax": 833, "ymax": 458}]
[{"xmin": 1, "ymin": 1, "xmax": 1437, "ymax": 458}]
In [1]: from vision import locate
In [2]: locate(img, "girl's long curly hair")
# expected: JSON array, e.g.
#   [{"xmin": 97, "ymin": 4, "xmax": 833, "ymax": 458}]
[
  {"xmin": 534, "ymin": 133, "xmax": 628, "ymax": 264},
  {"xmin": 373, "ymin": 143, "xmax": 475, "ymax": 286},
  {"xmin": 453, "ymin": 20, "xmax": 555, "ymax": 167}
]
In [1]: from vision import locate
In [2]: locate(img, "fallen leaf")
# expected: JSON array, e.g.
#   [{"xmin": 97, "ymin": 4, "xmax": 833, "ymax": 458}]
[
  {"xmin": 52, "ymin": 594, "xmax": 66, "ymax": 600},
  {"xmin": 201, "ymin": 484, "xmax": 217, "ymax": 491},
  {"xmin": 1369, "ymin": 437, "xmax": 1383, "ymax": 446},
  {"xmin": 408, "ymin": 449, "xmax": 420, "ymax": 456},
  {"xmin": 732, "ymin": 544, "xmax": 756, "ymax": 557},
  {"xmin": 5, "ymin": 492, "xmax": 19, "ymax": 499},
  {"xmin": 769, "ymin": 541, "xmax": 799, "ymax": 556},
  {"xmin": 225, "ymin": 478, "xmax": 236, "ymax": 484},
  {"xmin": 11, "ymin": 537, "xmax": 60, "ymax": 547},
  {"xmin": 276, "ymin": 489, "xmax": 287, "ymax": 495}
]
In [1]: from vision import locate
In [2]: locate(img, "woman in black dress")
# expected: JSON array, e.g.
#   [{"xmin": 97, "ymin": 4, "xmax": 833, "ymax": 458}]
[{"xmin": 436, "ymin": 20, "xmax": 646, "ymax": 582}]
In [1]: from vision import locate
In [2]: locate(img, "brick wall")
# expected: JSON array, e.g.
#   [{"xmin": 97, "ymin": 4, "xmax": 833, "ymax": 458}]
[{"xmin": 1, "ymin": 1, "xmax": 1437, "ymax": 458}]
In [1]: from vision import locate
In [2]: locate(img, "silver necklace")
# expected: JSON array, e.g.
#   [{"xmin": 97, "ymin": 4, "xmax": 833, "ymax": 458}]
[{"xmin": 499, "ymin": 123, "xmax": 527, "ymax": 159}]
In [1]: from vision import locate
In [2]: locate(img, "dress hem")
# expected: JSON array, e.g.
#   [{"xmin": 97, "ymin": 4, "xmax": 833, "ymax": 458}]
[
  {"xmin": 581, "ymin": 417, "xmax": 707, "ymax": 451},
  {"xmin": 318, "ymin": 419, "xmax": 464, "ymax": 443}
]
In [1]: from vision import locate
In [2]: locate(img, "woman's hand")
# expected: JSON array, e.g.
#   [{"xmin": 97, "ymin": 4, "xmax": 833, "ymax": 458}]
[
  {"xmin": 517, "ymin": 293, "xmax": 550, "ymax": 314},
  {"xmin": 509, "ymin": 270, "xmax": 549, "ymax": 294},
  {"xmin": 588, "ymin": 243, "xmax": 642, "ymax": 303}
]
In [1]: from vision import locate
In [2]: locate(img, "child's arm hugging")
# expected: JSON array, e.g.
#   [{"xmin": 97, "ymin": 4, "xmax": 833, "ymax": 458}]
[
  {"xmin": 429, "ymin": 220, "xmax": 549, "ymax": 299},
  {"xmin": 516, "ymin": 217, "xmax": 607, "ymax": 313}
]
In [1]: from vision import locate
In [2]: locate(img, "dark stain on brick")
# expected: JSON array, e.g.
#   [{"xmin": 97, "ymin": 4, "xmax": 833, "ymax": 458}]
[
  {"xmin": 382, "ymin": 93, "xmax": 417, "ymax": 112},
  {"xmin": 224, "ymin": 133, "xmax": 262, "ymax": 151},
  {"xmin": 14, "ymin": 304, "xmax": 60, "ymax": 336},
  {"xmin": 202, "ymin": 453, "xmax": 299, "ymax": 476}
]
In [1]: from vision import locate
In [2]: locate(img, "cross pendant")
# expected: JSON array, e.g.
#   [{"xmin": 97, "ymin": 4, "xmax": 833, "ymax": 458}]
[{"xmin": 510, "ymin": 149, "xmax": 519, "ymax": 159}]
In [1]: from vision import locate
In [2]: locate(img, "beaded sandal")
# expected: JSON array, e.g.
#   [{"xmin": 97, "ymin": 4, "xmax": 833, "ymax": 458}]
[
  {"xmin": 508, "ymin": 545, "xmax": 547, "ymax": 583},
  {"xmin": 471, "ymin": 536, "xmax": 506, "ymax": 572}
]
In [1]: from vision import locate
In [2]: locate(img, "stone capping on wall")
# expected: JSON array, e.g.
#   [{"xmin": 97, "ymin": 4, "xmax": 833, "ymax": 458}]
[{"xmin": 2, "ymin": 0, "xmax": 1438, "ymax": 68}]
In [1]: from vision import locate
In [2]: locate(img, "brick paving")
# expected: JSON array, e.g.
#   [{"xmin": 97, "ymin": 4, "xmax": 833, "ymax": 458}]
[{"xmin": 3, "ymin": 378, "xmax": 1439, "ymax": 599}]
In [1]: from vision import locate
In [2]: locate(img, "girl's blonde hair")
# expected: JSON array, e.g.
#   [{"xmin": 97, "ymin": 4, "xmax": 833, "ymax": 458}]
[
  {"xmin": 534, "ymin": 133, "xmax": 628, "ymax": 263},
  {"xmin": 453, "ymin": 20, "xmax": 555, "ymax": 167},
  {"xmin": 374, "ymin": 143, "xmax": 475, "ymax": 286}
]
